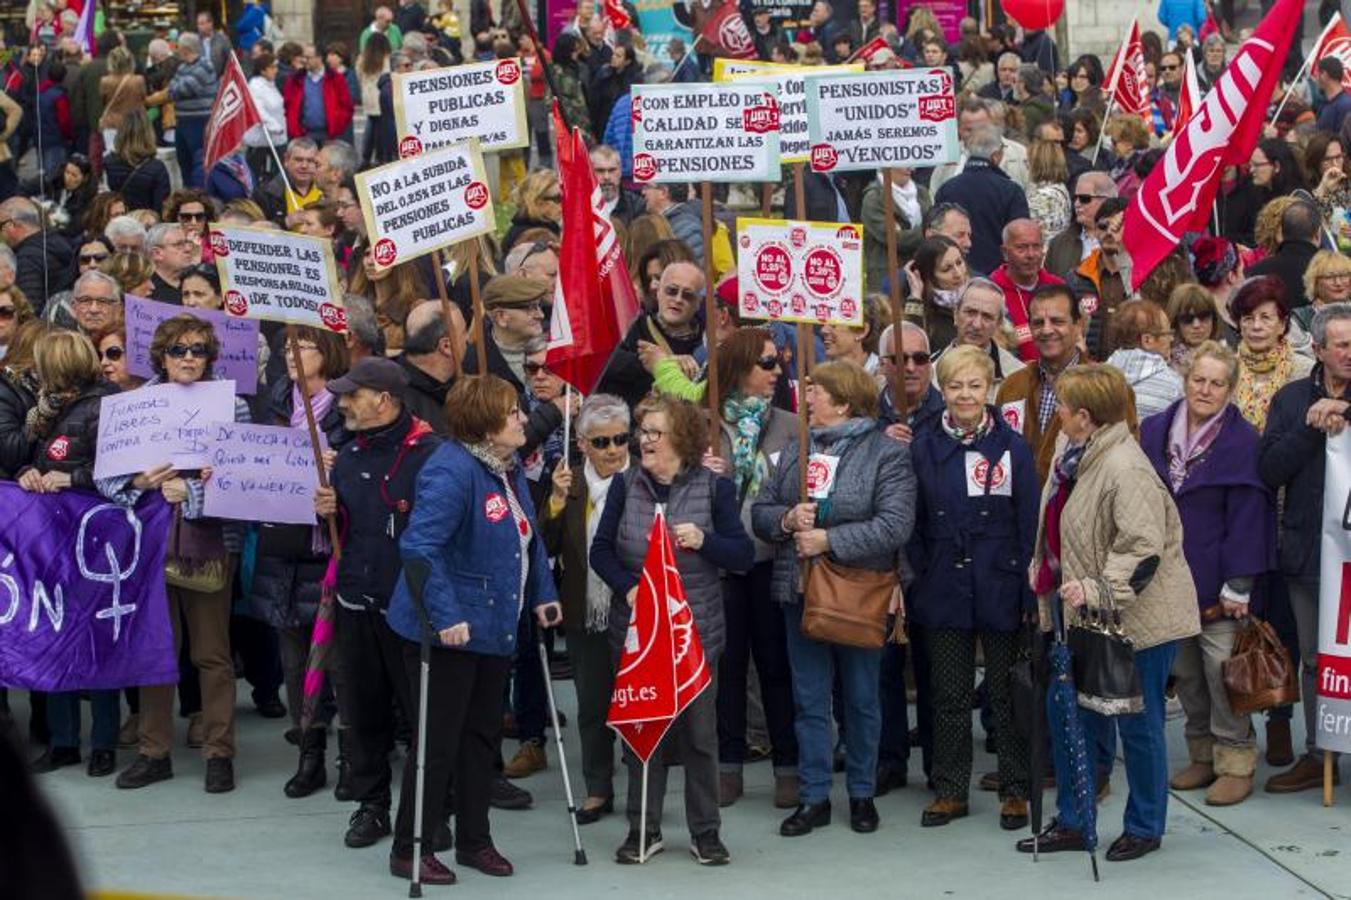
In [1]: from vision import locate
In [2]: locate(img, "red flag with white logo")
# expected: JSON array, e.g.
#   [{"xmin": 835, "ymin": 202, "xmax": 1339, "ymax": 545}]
[
  {"xmin": 1309, "ymin": 12, "xmax": 1351, "ymax": 90},
  {"xmin": 602, "ymin": 0, "xmax": 632, "ymax": 29},
  {"xmin": 203, "ymin": 54, "xmax": 262, "ymax": 178},
  {"xmin": 1123, "ymin": 0, "xmax": 1303, "ymax": 289},
  {"xmin": 607, "ymin": 508, "xmax": 712, "ymax": 763},
  {"xmin": 698, "ymin": 0, "xmax": 757, "ymax": 59},
  {"xmin": 1102, "ymin": 20, "xmax": 1150, "ymax": 119},
  {"xmin": 1173, "ymin": 49, "xmax": 1202, "ymax": 132},
  {"xmin": 545, "ymin": 104, "xmax": 639, "ymax": 394}
]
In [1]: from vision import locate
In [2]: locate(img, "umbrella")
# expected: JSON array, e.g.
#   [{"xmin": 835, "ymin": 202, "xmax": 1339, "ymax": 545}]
[
  {"xmin": 1047, "ymin": 592, "xmax": 1099, "ymax": 882},
  {"xmin": 1010, "ymin": 623, "xmax": 1049, "ymax": 858},
  {"xmin": 299, "ymin": 555, "xmax": 339, "ymax": 731}
]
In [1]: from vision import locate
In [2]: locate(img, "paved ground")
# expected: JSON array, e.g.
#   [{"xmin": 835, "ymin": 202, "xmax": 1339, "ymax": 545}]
[{"xmin": 14, "ymin": 671, "xmax": 1351, "ymax": 900}]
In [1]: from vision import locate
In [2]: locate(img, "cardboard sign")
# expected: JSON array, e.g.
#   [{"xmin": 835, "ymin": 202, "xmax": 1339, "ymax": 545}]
[
  {"xmin": 735, "ymin": 217, "xmax": 864, "ymax": 326},
  {"xmin": 714, "ymin": 59, "xmax": 862, "ymax": 164},
  {"xmin": 392, "ymin": 58, "xmax": 528, "ymax": 157},
  {"xmin": 123, "ymin": 294, "xmax": 260, "ymax": 395},
  {"xmin": 202, "ymin": 422, "xmax": 321, "ymax": 525},
  {"xmin": 210, "ymin": 224, "xmax": 347, "ymax": 332},
  {"xmin": 94, "ymin": 381, "xmax": 237, "ymax": 479},
  {"xmin": 804, "ymin": 68, "xmax": 959, "ymax": 172},
  {"xmin": 630, "ymin": 82, "xmax": 782, "ymax": 184},
  {"xmin": 355, "ymin": 141, "xmax": 495, "ymax": 269},
  {"xmin": 1317, "ymin": 430, "xmax": 1351, "ymax": 753}
]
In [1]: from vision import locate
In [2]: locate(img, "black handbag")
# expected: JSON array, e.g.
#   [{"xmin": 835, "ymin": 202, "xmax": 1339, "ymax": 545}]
[{"xmin": 1067, "ymin": 581, "xmax": 1144, "ymax": 716}]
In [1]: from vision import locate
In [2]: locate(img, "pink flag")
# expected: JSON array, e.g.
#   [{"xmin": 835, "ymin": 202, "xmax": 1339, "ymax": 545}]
[
  {"xmin": 1124, "ymin": 0, "xmax": 1303, "ymax": 289},
  {"xmin": 1173, "ymin": 48, "xmax": 1202, "ymax": 132}
]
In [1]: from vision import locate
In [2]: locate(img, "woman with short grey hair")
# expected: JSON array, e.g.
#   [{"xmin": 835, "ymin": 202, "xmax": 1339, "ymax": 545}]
[{"xmin": 539, "ymin": 393, "xmax": 631, "ymax": 825}]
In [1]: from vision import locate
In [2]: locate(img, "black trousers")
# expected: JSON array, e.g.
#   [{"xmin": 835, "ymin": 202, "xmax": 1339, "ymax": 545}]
[
  {"xmin": 717, "ymin": 562, "xmax": 797, "ymax": 769},
  {"xmin": 393, "ymin": 644, "xmax": 511, "ymax": 858},
  {"xmin": 337, "ymin": 604, "xmax": 414, "ymax": 810}
]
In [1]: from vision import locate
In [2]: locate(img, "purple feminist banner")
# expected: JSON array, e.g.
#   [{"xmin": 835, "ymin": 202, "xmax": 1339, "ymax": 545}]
[
  {"xmin": 0, "ymin": 485, "xmax": 176, "ymax": 692},
  {"xmin": 124, "ymin": 294, "xmax": 260, "ymax": 395}
]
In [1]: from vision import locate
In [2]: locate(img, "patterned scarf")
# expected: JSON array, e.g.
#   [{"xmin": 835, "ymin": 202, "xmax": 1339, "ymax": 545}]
[
  {"xmin": 722, "ymin": 392, "xmax": 770, "ymax": 498},
  {"xmin": 1033, "ymin": 441, "xmax": 1086, "ymax": 595},
  {"xmin": 1167, "ymin": 403, "xmax": 1225, "ymax": 491},
  {"xmin": 290, "ymin": 382, "xmax": 335, "ymax": 431},
  {"xmin": 22, "ymin": 385, "xmax": 76, "ymax": 440},
  {"xmin": 941, "ymin": 409, "xmax": 993, "ymax": 445},
  {"xmin": 808, "ymin": 417, "xmax": 874, "ymax": 524},
  {"xmin": 583, "ymin": 459, "xmax": 625, "ymax": 632},
  {"xmin": 931, "ymin": 286, "xmax": 962, "ymax": 310},
  {"xmin": 1234, "ymin": 340, "xmax": 1294, "ymax": 430}
]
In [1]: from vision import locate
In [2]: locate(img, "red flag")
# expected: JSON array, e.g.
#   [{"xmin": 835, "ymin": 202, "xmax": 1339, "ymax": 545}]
[
  {"xmin": 698, "ymin": 0, "xmax": 757, "ymax": 59},
  {"xmin": 203, "ymin": 54, "xmax": 262, "ymax": 178},
  {"xmin": 602, "ymin": 0, "xmax": 632, "ymax": 29},
  {"xmin": 607, "ymin": 509, "xmax": 712, "ymax": 763},
  {"xmin": 1173, "ymin": 48, "xmax": 1202, "ymax": 132},
  {"xmin": 846, "ymin": 35, "xmax": 911, "ymax": 68},
  {"xmin": 1102, "ymin": 20, "xmax": 1150, "ymax": 119},
  {"xmin": 1199, "ymin": 9, "xmax": 1220, "ymax": 42},
  {"xmin": 1124, "ymin": 0, "xmax": 1303, "ymax": 289},
  {"xmin": 1309, "ymin": 13, "xmax": 1351, "ymax": 90},
  {"xmin": 545, "ymin": 104, "xmax": 639, "ymax": 394}
]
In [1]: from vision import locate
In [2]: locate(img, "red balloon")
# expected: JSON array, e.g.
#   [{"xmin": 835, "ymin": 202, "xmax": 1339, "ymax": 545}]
[{"xmin": 1004, "ymin": 0, "xmax": 1065, "ymax": 31}]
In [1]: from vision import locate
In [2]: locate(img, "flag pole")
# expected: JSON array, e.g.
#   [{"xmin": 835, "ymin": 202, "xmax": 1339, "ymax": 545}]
[
  {"xmin": 563, "ymin": 384, "xmax": 572, "ymax": 455},
  {"xmin": 700, "ymin": 181, "xmax": 720, "ymax": 454},
  {"xmin": 287, "ymin": 325, "xmax": 341, "ymax": 552},
  {"xmin": 1091, "ymin": 94, "xmax": 1116, "ymax": 166},
  {"xmin": 468, "ymin": 243, "xmax": 487, "ymax": 376},
  {"xmin": 881, "ymin": 168, "xmax": 907, "ymax": 419},
  {"xmin": 792, "ymin": 162, "xmax": 810, "ymax": 503},
  {"xmin": 639, "ymin": 760, "xmax": 650, "ymax": 863},
  {"xmin": 1269, "ymin": 13, "xmax": 1337, "ymax": 124},
  {"xmin": 431, "ymin": 248, "xmax": 461, "ymax": 379}
]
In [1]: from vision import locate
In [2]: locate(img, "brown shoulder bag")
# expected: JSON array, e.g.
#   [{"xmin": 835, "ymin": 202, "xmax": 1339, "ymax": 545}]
[{"xmin": 1222, "ymin": 617, "xmax": 1300, "ymax": 716}]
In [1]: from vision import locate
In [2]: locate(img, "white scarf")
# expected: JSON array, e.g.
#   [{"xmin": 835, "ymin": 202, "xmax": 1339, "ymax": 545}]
[
  {"xmin": 883, "ymin": 172, "xmax": 923, "ymax": 227},
  {"xmin": 584, "ymin": 459, "xmax": 627, "ymax": 632}
]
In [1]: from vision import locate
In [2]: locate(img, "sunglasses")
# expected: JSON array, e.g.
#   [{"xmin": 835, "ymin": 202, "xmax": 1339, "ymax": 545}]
[
  {"xmin": 101, "ymin": 345, "xmax": 124, "ymax": 361},
  {"xmin": 178, "ymin": 211, "xmax": 208, "ymax": 222},
  {"xmin": 662, "ymin": 285, "xmax": 703, "ymax": 303},
  {"xmin": 0, "ymin": 305, "xmax": 14, "ymax": 319},
  {"xmin": 587, "ymin": 433, "xmax": 629, "ymax": 450},
  {"xmin": 1073, "ymin": 194, "xmax": 1110, "ymax": 205},
  {"xmin": 1160, "ymin": 64, "xmax": 1179, "ymax": 71},
  {"xmin": 885, "ymin": 352, "xmax": 931, "ymax": 366},
  {"xmin": 166, "ymin": 342, "xmax": 210, "ymax": 359},
  {"xmin": 523, "ymin": 361, "xmax": 550, "ymax": 376},
  {"xmin": 79, "ymin": 252, "xmax": 109, "ymax": 264},
  {"xmin": 1177, "ymin": 311, "xmax": 1214, "ymax": 326},
  {"xmin": 756, "ymin": 354, "xmax": 780, "ymax": 371}
]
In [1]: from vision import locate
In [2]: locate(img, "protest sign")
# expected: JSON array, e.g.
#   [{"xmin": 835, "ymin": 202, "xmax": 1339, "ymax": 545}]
[
  {"xmin": 392, "ymin": 58, "xmax": 528, "ymax": 158},
  {"xmin": 202, "ymin": 422, "xmax": 322, "ymax": 525},
  {"xmin": 1317, "ymin": 430, "xmax": 1351, "ymax": 753},
  {"xmin": 355, "ymin": 141, "xmax": 495, "ymax": 269},
  {"xmin": 630, "ymin": 82, "xmax": 782, "ymax": 183},
  {"xmin": 0, "ymin": 486, "xmax": 176, "ymax": 692},
  {"xmin": 896, "ymin": 0, "xmax": 964, "ymax": 42},
  {"xmin": 715, "ymin": 59, "xmax": 862, "ymax": 164},
  {"xmin": 123, "ymin": 294, "xmax": 260, "ymax": 394},
  {"xmin": 805, "ymin": 68, "xmax": 959, "ymax": 172},
  {"xmin": 736, "ymin": 217, "xmax": 865, "ymax": 326},
  {"xmin": 93, "ymin": 380, "xmax": 238, "ymax": 480},
  {"xmin": 210, "ymin": 224, "xmax": 347, "ymax": 331}
]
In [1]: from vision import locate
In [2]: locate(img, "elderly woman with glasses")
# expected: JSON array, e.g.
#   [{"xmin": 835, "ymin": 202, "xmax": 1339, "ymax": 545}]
[
  {"xmin": 98, "ymin": 314, "xmax": 252, "ymax": 795},
  {"xmin": 1292, "ymin": 250, "xmax": 1351, "ymax": 361},
  {"xmin": 504, "ymin": 170, "xmax": 562, "ymax": 253},
  {"xmin": 1231, "ymin": 276, "xmax": 1313, "ymax": 431},
  {"xmin": 540, "ymin": 394, "xmax": 632, "ymax": 825},
  {"xmin": 591, "ymin": 394, "xmax": 754, "ymax": 866}
]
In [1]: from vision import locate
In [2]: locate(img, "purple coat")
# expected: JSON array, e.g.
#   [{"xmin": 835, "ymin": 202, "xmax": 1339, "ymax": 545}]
[{"xmin": 1140, "ymin": 401, "xmax": 1277, "ymax": 615}]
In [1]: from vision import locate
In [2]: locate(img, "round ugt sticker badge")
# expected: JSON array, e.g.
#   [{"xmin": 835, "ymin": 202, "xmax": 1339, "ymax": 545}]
[
  {"xmin": 805, "ymin": 453, "xmax": 840, "ymax": 500},
  {"xmin": 484, "ymin": 492, "xmax": 509, "ymax": 523}
]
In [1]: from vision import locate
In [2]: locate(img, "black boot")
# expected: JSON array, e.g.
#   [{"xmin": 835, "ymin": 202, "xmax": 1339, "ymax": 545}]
[
  {"xmin": 334, "ymin": 728, "xmax": 355, "ymax": 802},
  {"xmin": 284, "ymin": 727, "xmax": 327, "ymax": 798}
]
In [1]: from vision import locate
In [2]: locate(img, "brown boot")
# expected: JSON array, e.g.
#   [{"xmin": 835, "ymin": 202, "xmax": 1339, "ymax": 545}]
[
  {"xmin": 920, "ymin": 798, "xmax": 969, "ymax": 827},
  {"xmin": 718, "ymin": 771, "xmax": 743, "ymax": 807},
  {"xmin": 1205, "ymin": 775, "xmax": 1252, "ymax": 806},
  {"xmin": 773, "ymin": 774, "xmax": 799, "ymax": 809},
  {"xmin": 1265, "ymin": 755, "xmax": 1338, "ymax": 794},
  {"xmin": 1265, "ymin": 719, "xmax": 1294, "ymax": 767},
  {"xmin": 503, "ymin": 741, "xmax": 546, "ymax": 779},
  {"xmin": 1169, "ymin": 762, "xmax": 1216, "ymax": 791}
]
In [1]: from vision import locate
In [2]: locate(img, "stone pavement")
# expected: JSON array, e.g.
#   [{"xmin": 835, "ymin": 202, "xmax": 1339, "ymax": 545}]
[{"xmin": 17, "ymin": 675, "xmax": 1351, "ymax": 900}]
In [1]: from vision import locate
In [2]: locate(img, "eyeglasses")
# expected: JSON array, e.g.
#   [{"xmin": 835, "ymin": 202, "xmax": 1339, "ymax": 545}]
[
  {"xmin": 523, "ymin": 361, "xmax": 550, "ymax": 376},
  {"xmin": 1177, "ymin": 311, "xmax": 1214, "ymax": 326},
  {"xmin": 79, "ymin": 251, "xmax": 109, "ymax": 264},
  {"xmin": 178, "ymin": 210, "xmax": 208, "ymax": 222},
  {"xmin": 168, "ymin": 238, "xmax": 198, "ymax": 250},
  {"xmin": 755, "ymin": 354, "xmax": 780, "ymax": 371},
  {"xmin": 638, "ymin": 426, "xmax": 666, "ymax": 442},
  {"xmin": 73, "ymin": 294, "xmax": 116, "ymax": 307},
  {"xmin": 662, "ymin": 284, "xmax": 703, "ymax": 304},
  {"xmin": 285, "ymin": 340, "xmax": 320, "ymax": 353},
  {"xmin": 1072, "ymin": 194, "xmax": 1110, "ymax": 205},
  {"xmin": 541, "ymin": 193, "xmax": 561, "ymax": 203},
  {"xmin": 1248, "ymin": 160, "xmax": 1273, "ymax": 169},
  {"xmin": 166, "ymin": 343, "xmax": 210, "ymax": 359},
  {"xmin": 587, "ymin": 433, "xmax": 629, "ymax": 449},
  {"xmin": 101, "ymin": 345, "xmax": 124, "ymax": 361},
  {"xmin": 0, "ymin": 305, "xmax": 15, "ymax": 320},
  {"xmin": 1317, "ymin": 272, "xmax": 1351, "ymax": 282},
  {"xmin": 888, "ymin": 351, "xmax": 931, "ymax": 366},
  {"xmin": 1159, "ymin": 64, "xmax": 1179, "ymax": 71}
]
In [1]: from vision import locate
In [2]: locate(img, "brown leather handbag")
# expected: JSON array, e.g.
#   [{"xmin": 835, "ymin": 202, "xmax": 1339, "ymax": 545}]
[
  {"xmin": 1223, "ymin": 617, "xmax": 1300, "ymax": 715},
  {"xmin": 801, "ymin": 557, "xmax": 899, "ymax": 649}
]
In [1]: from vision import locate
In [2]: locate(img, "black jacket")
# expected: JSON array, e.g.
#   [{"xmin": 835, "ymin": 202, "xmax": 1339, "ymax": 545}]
[
  {"xmin": 394, "ymin": 1, "xmax": 427, "ymax": 35},
  {"xmin": 330, "ymin": 409, "xmax": 441, "ymax": 609},
  {"xmin": 21, "ymin": 380, "xmax": 119, "ymax": 490},
  {"xmin": 251, "ymin": 174, "xmax": 294, "ymax": 229},
  {"xmin": 0, "ymin": 368, "xmax": 37, "ymax": 478},
  {"xmin": 102, "ymin": 153, "xmax": 172, "ymax": 215},
  {"xmin": 1257, "ymin": 367, "xmax": 1350, "ymax": 580},
  {"xmin": 394, "ymin": 353, "xmax": 451, "ymax": 435},
  {"xmin": 150, "ymin": 272, "xmax": 181, "ymax": 305},
  {"xmin": 596, "ymin": 312, "xmax": 705, "ymax": 409},
  {"xmin": 933, "ymin": 157, "xmax": 1030, "ymax": 275},
  {"xmin": 502, "ymin": 215, "xmax": 559, "ymax": 255},
  {"xmin": 1247, "ymin": 240, "xmax": 1319, "ymax": 310},
  {"xmin": 13, "ymin": 229, "xmax": 73, "ymax": 316},
  {"xmin": 609, "ymin": 189, "xmax": 646, "ymax": 225}
]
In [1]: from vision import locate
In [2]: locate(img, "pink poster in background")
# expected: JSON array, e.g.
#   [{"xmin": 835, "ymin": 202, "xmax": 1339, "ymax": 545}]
[
  {"xmin": 546, "ymin": 0, "xmax": 577, "ymax": 46},
  {"xmin": 896, "ymin": 0, "xmax": 964, "ymax": 43}
]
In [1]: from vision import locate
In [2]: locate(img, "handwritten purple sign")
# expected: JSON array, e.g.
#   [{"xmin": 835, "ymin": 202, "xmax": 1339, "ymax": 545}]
[
  {"xmin": 93, "ymin": 380, "xmax": 238, "ymax": 480},
  {"xmin": 124, "ymin": 294, "xmax": 261, "ymax": 395},
  {"xmin": 202, "ymin": 422, "xmax": 321, "ymax": 525}
]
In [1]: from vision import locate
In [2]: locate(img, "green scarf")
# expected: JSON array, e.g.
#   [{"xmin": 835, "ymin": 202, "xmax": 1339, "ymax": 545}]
[{"xmin": 722, "ymin": 393, "xmax": 770, "ymax": 499}]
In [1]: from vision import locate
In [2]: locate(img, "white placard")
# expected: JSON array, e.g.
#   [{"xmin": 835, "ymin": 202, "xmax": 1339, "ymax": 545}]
[
  {"xmin": 714, "ymin": 59, "xmax": 862, "ymax": 165},
  {"xmin": 354, "ymin": 141, "xmax": 494, "ymax": 269},
  {"xmin": 735, "ymin": 217, "xmax": 864, "ymax": 326},
  {"xmin": 210, "ymin": 224, "xmax": 347, "ymax": 331},
  {"xmin": 1317, "ymin": 430, "xmax": 1351, "ymax": 753},
  {"xmin": 630, "ymin": 82, "xmax": 782, "ymax": 184},
  {"xmin": 804, "ymin": 68, "xmax": 959, "ymax": 173},
  {"xmin": 392, "ymin": 58, "xmax": 528, "ymax": 157}
]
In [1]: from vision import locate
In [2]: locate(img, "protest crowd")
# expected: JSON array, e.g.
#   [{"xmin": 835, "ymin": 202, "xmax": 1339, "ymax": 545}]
[{"xmin": 5, "ymin": 0, "xmax": 1351, "ymax": 892}]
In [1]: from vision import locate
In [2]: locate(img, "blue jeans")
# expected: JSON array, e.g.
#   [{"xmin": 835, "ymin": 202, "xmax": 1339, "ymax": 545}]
[
  {"xmin": 48, "ymin": 690, "xmax": 120, "ymax": 751},
  {"xmin": 175, "ymin": 116, "xmax": 207, "ymax": 189},
  {"xmin": 1053, "ymin": 640, "xmax": 1178, "ymax": 840},
  {"xmin": 783, "ymin": 603, "xmax": 883, "ymax": 804}
]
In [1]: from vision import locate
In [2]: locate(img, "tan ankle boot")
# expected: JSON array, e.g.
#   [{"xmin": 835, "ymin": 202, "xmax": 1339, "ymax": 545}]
[
  {"xmin": 1169, "ymin": 761, "xmax": 1215, "ymax": 791},
  {"xmin": 1205, "ymin": 774, "xmax": 1252, "ymax": 806}
]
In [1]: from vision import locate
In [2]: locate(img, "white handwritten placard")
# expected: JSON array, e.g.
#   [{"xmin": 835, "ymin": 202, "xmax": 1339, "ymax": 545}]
[
  {"xmin": 93, "ymin": 381, "xmax": 237, "ymax": 480},
  {"xmin": 392, "ymin": 58, "xmax": 528, "ymax": 157},
  {"xmin": 123, "ymin": 294, "xmax": 260, "ymax": 394},
  {"xmin": 210, "ymin": 224, "xmax": 347, "ymax": 332},
  {"xmin": 202, "ymin": 422, "xmax": 321, "ymax": 525}
]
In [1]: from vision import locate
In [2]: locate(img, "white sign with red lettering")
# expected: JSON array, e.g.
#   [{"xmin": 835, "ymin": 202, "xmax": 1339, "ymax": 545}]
[
  {"xmin": 713, "ymin": 59, "xmax": 863, "ymax": 164},
  {"xmin": 806, "ymin": 453, "xmax": 840, "ymax": 500},
  {"xmin": 1317, "ymin": 430, "xmax": 1351, "ymax": 753},
  {"xmin": 392, "ymin": 58, "xmax": 528, "ymax": 157},
  {"xmin": 210, "ymin": 224, "xmax": 347, "ymax": 331},
  {"xmin": 630, "ymin": 82, "xmax": 782, "ymax": 184},
  {"xmin": 354, "ymin": 141, "xmax": 494, "ymax": 269},
  {"xmin": 804, "ymin": 68, "xmax": 958, "ymax": 173},
  {"xmin": 736, "ymin": 216, "xmax": 864, "ymax": 326}
]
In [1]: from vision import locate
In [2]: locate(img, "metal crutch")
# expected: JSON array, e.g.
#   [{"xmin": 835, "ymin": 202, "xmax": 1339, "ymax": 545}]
[
  {"xmin": 409, "ymin": 600, "xmax": 434, "ymax": 897},
  {"xmin": 537, "ymin": 607, "xmax": 587, "ymax": 865}
]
